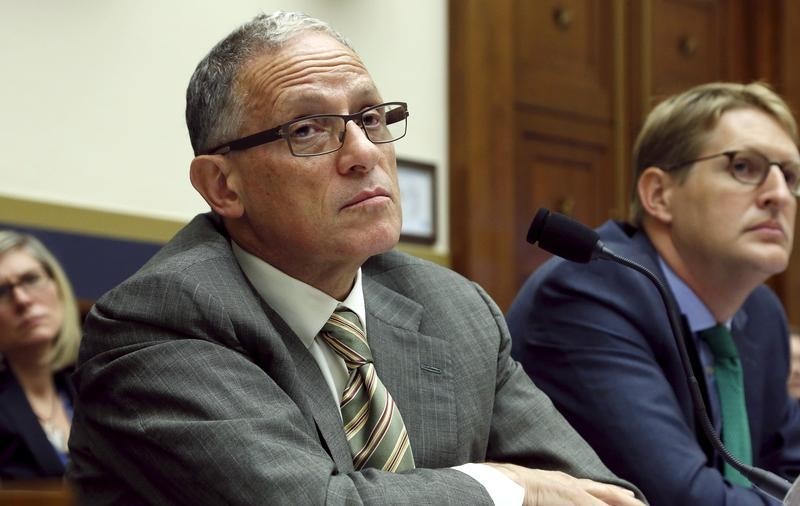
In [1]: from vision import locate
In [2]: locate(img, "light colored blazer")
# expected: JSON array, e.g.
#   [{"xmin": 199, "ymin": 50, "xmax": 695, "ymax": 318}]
[{"xmin": 68, "ymin": 213, "xmax": 638, "ymax": 505}]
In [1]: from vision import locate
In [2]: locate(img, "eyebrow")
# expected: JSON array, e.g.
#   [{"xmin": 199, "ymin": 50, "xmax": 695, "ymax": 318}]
[
  {"xmin": 735, "ymin": 145, "xmax": 800, "ymax": 161},
  {"xmin": 0, "ymin": 268, "xmax": 44, "ymax": 284}
]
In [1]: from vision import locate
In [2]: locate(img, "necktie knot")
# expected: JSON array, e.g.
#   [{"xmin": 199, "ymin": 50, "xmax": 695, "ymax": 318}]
[
  {"xmin": 699, "ymin": 324, "xmax": 739, "ymax": 361},
  {"xmin": 320, "ymin": 308, "xmax": 372, "ymax": 370}
]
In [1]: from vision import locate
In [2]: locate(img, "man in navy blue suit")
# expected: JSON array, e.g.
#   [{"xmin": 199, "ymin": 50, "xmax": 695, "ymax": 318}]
[{"xmin": 508, "ymin": 82, "xmax": 800, "ymax": 505}]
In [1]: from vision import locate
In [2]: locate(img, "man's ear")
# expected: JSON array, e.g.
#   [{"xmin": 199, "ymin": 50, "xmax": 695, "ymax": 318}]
[
  {"xmin": 637, "ymin": 166, "xmax": 675, "ymax": 224},
  {"xmin": 189, "ymin": 155, "xmax": 245, "ymax": 218}
]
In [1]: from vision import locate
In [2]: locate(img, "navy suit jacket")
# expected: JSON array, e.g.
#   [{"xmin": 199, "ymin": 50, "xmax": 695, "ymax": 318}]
[
  {"xmin": 507, "ymin": 220, "xmax": 800, "ymax": 505},
  {"xmin": 0, "ymin": 365, "xmax": 72, "ymax": 479}
]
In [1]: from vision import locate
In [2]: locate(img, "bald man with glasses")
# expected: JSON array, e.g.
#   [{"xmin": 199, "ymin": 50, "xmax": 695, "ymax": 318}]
[{"xmin": 67, "ymin": 12, "xmax": 644, "ymax": 506}]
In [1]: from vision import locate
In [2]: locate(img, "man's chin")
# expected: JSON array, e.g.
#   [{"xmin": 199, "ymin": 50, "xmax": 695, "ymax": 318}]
[
  {"xmin": 752, "ymin": 253, "xmax": 790, "ymax": 277},
  {"xmin": 361, "ymin": 227, "xmax": 401, "ymax": 257},
  {"xmin": 739, "ymin": 240, "xmax": 788, "ymax": 267}
]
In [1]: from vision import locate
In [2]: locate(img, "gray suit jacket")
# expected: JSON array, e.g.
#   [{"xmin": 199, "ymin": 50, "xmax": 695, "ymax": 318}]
[{"xmin": 68, "ymin": 213, "xmax": 638, "ymax": 505}]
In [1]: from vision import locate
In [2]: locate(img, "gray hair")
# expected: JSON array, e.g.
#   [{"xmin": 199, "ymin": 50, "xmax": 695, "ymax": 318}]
[
  {"xmin": 0, "ymin": 230, "xmax": 81, "ymax": 371},
  {"xmin": 186, "ymin": 11, "xmax": 353, "ymax": 155}
]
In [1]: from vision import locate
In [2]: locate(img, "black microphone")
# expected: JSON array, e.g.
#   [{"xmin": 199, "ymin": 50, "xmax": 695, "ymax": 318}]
[{"xmin": 526, "ymin": 207, "xmax": 792, "ymax": 501}]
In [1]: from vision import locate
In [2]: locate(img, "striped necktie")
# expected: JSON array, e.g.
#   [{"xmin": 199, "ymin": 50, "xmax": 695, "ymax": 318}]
[
  {"xmin": 319, "ymin": 308, "xmax": 415, "ymax": 472},
  {"xmin": 698, "ymin": 324, "xmax": 752, "ymax": 486}
]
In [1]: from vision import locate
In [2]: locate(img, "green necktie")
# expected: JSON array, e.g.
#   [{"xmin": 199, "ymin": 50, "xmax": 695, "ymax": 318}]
[
  {"xmin": 319, "ymin": 308, "xmax": 415, "ymax": 472},
  {"xmin": 698, "ymin": 324, "xmax": 752, "ymax": 486}
]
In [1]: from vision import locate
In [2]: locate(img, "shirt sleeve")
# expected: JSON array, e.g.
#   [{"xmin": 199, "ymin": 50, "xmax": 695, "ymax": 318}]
[{"xmin": 453, "ymin": 463, "xmax": 524, "ymax": 505}]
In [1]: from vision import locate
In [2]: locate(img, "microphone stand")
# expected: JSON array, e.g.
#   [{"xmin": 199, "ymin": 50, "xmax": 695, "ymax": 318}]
[{"xmin": 591, "ymin": 243, "xmax": 791, "ymax": 500}]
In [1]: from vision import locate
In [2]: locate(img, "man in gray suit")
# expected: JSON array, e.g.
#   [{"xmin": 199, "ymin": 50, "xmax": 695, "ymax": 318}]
[{"xmin": 67, "ymin": 12, "xmax": 644, "ymax": 505}]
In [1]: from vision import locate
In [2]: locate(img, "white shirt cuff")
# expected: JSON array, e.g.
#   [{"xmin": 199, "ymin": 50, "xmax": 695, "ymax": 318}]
[{"xmin": 452, "ymin": 463, "xmax": 525, "ymax": 505}]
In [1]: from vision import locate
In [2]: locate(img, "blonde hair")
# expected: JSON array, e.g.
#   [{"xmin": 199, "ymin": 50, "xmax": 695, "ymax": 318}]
[
  {"xmin": 630, "ymin": 82, "xmax": 799, "ymax": 226},
  {"xmin": 0, "ymin": 231, "xmax": 81, "ymax": 371}
]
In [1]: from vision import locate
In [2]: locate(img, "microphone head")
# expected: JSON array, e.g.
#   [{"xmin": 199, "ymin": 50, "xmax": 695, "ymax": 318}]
[
  {"xmin": 526, "ymin": 208, "xmax": 601, "ymax": 263},
  {"xmin": 526, "ymin": 208, "xmax": 551, "ymax": 245}
]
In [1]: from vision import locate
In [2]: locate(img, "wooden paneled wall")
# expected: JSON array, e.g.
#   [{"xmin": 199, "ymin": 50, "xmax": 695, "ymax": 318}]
[{"xmin": 450, "ymin": 0, "xmax": 800, "ymax": 321}]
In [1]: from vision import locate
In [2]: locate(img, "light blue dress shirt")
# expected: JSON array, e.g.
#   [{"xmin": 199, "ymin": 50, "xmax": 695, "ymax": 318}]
[{"xmin": 658, "ymin": 256, "xmax": 729, "ymax": 432}]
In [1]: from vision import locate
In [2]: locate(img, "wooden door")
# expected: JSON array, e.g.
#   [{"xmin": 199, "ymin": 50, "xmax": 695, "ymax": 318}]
[
  {"xmin": 450, "ymin": 0, "xmax": 787, "ymax": 313},
  {"xmin": 513, "ymin": 0, "xmax": 620, "ymax": 290}
]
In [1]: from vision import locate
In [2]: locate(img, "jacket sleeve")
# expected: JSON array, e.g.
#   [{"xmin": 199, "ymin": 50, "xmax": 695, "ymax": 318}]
[{"xmin": 470, "ymin": 283, "xmax": 647, "ymax": 502}]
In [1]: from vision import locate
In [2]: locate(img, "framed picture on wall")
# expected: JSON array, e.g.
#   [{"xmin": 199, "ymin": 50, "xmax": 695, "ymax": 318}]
[{"xmin": 396, "ymin": 158, "xmax": 436, "ymax": 245}]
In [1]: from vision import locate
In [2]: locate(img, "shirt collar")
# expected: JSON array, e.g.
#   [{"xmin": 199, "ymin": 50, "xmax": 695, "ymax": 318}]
[
  {"xmin": 231, "ymin": 241, "xmax": 367, "ymax": 348},
  {"xmin": 657, "ymin": 256, "xmax": 729, "ymax": 332}
]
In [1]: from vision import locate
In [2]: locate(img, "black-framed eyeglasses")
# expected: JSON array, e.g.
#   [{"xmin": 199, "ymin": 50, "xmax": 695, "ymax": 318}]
[
  {"xmin": 205, "ymin": 101, "xmax": 409, "ymax": 157},
  {"xmin": 665, "ymin": 149, "xmax": 800, "ymax": 196},
  {"xmin": 0, "ymin": 269, "xmax": 51, "ymax": 306}
]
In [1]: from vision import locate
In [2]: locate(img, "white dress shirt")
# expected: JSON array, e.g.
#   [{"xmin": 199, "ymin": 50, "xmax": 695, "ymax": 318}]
[{"xmin": 231, "ymin": 241, "xmax": 523, "ymax": 505}]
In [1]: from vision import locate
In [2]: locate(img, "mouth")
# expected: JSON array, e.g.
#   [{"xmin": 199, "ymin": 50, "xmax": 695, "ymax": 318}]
[
  {"xmin": 341, "ymin": 187, "xmax": 392, "ymax": 210},
  {"xmin": 746, "ymin": 220, "xmax": 786, "ymax": 240},
  {"xmin": 19, "ymin": 314, "xmax": 47, "ymax": 329}
]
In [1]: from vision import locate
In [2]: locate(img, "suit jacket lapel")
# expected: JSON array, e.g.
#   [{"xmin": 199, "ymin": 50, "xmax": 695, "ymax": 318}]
[
  {"xmin": 731, "ymin": 310, "xmax": 761, "ymax": 447},
  {"xmin": 241, "ymin": 301, "xmax": 355, "ymax": 473},
  {"xmin": 282, "ymin": 333, "xmax": 355, "ymax": 472},
  {"xmin": 192, "ymin": 226, "xmax": 355, "ymax": 473},
  {"xmin": 613, "ymin": 224, "xmax": 712, "ymax": 443},
  {"xmin": 246, "ymin": 278, "xmax": 457, "ymax": 472},
  {"xmin": 0, "ymin": 368, "xmax": 64, "ymax": 476},
  {"xmin": 363, "ymin": 277, "xmax": 456, "ymax": 468}
]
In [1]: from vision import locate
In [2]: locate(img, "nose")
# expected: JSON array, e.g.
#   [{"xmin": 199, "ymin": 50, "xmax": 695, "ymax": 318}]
[
  {"xmin": 10, "ymin": 284, "xmax": 34, "ymax": 309},
  {"xmin": 758, "ymin": 164, "xmax": 794, "ymax": 210},
  {"xmin": 336, "ymin": 120, "xmax": 381, "ymax": 175}
]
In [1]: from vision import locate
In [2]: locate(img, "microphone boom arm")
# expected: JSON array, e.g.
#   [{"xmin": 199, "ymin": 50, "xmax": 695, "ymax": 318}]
[{"xmin": 593, "ymin": 241, "xmax": 791, "ymax": 500}]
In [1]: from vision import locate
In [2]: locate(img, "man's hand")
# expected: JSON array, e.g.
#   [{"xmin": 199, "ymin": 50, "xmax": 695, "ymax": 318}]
[{"xmin": 487, "ymin": 463, "xmax": 645, "ymax": 506}]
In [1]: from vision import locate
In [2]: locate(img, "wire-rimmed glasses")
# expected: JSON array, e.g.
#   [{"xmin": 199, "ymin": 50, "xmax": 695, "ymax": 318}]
[
  {"xmin": 665, "ymin": 149, "xmax": 800, "ymax": 196},
  {"xmin": 0, "ymin": 269, "xmax": 52, "ymax": 307},
  {"xmin": 206, "ymin": 101, "xmax": 409, "ymax": 157}
]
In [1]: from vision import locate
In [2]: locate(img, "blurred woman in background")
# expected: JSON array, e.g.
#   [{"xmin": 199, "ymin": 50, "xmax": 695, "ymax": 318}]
[{"xmin": 0, "ymin": 231, "xmax": 81, "ymax": 478}]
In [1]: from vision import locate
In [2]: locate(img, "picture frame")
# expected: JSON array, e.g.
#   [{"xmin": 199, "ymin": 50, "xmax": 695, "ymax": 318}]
[{"xmin": 396, "ymin": 158, "xmax": 437, "ymax": 245}]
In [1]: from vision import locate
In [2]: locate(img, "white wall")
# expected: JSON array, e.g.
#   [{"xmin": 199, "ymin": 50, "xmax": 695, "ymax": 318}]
[{"xmin": 0, "ymin": 0, "xmax": 449, "ymax": 252}]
